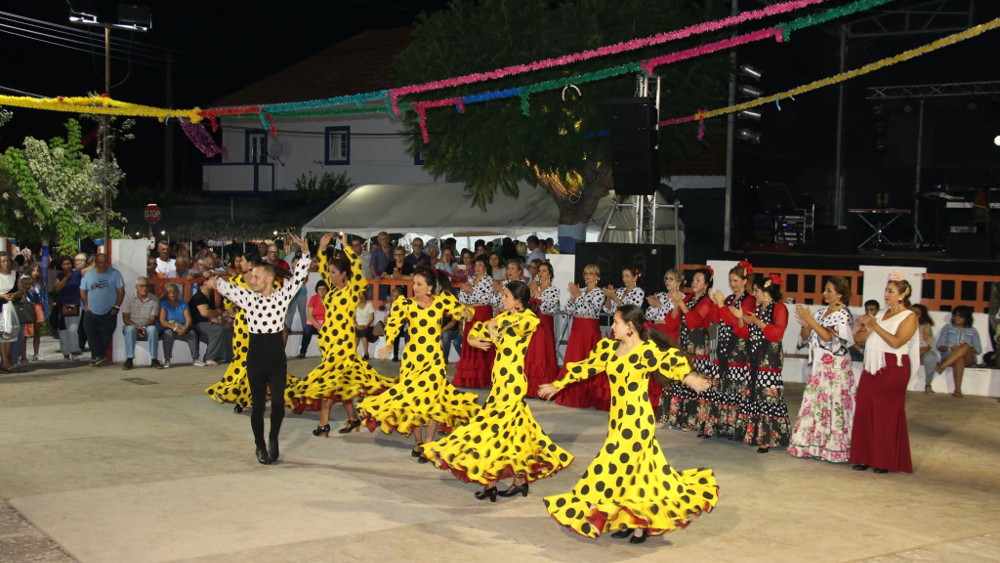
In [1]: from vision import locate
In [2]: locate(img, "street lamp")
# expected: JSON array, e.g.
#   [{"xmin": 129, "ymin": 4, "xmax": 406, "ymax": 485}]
[{"xmin": 68, "ymin": 2, "xmax": 151, "ymax": 246}]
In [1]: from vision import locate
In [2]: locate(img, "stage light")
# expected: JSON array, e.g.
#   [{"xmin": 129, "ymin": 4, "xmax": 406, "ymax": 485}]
[
  {"xmin": 738, "ymin": 85, "xmax": 764, "ymax": 98},
  {"xmin": 739, "ymin": 65, "xmax": 763, "ymax": 81},
  {"xmin": 994, "ymin": 134, "xmax": 1000, "ymax": 146},
  {"xmin": 737, "ymin": 109, "xmax": 762, "ymax": 121},
  {"xmin": 736, "ymin": 129, "xmax": 762, "ymax": 143}
]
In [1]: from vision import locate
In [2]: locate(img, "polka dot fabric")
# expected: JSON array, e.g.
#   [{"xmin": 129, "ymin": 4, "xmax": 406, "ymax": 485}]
[
  {"xmin": 215, "ymin": 254, "xmax": 312, "ymax": 334},
  {"xmin": 358, "ymin": 292, "xmax": 480, "ymax": 435},
  {"xmin": 544, "ymin": 339, "xmax": 719, "ymax": 538},
  {"xmin": 286, "ymin": 247, "xmax": 396, "ymax": 412},
  {"xmin": 420, "ymin": 310, "xmax": 573, "ymax": 485},
  {"xmin": 206, "ymin": 275, "xmax": 298, "ymax": 407}
]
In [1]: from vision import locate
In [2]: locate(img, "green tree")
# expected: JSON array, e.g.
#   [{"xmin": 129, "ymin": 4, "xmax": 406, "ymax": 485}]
[
  {"xmin": 394, "ymin": 0, "xmax": 729, "ymax": 251},
  {"xmin": 0, "ymin": 118, "xmax": 123, "ymax": 254}
]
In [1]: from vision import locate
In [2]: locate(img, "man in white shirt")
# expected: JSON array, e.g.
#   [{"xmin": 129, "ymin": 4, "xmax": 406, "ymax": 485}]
[
  {"xmin": 526, "ymin": 235, "xmax": 546, "ymax": 263},
  {"xmin": 154, "ymin": 241, "xmax": 177, "ymax": 278}
]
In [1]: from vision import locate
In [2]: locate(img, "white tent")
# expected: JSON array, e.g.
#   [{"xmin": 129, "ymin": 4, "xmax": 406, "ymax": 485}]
[{"xmin": 300, "ymin": 182, "xmax": 683, "ymax": 253}]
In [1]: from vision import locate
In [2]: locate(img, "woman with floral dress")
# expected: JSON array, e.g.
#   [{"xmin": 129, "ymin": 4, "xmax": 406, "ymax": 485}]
[
  {"xmin": 734, "ymin": 274, "xmax": 791, "ymax": 453},
  {"xmin": 419, "ymin": 281, "xmax": 572, "ymax": 501},
  {"xmin": 661, "ymin": 268, "xmax": 716, "ymax": 429},
  {"xmin": 454, "ymin": 255, "xmax": 495, "ymax": 388},
  {"xmin": 699, "ymin": 262, "xmax": 755, "ymax": 438},
  {"xmin": 555, "ymin": 264, "xmax": 606, "ymax": 409},
  {"xmin": 525, "ymin": 263, "xmax": 560, "ymax": 398},
  {"xmin": 539, "ymin": 304, "xmax": 717, "ymax": 544},
  {"xmin": 788, "ymin": 276, "xmax": 856, "ymax": 463}
]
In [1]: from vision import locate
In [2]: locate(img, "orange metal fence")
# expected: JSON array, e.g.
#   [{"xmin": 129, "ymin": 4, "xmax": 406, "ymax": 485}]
[{"xmin": 920, "ymin": 274, "xmax": 999, "ymax": 313}]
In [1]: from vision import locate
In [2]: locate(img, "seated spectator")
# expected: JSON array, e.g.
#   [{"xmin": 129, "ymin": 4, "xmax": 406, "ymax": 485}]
[
  {"xmin": 154, "ymin": 240, "xmax": 177, "ymax": 278},
  {"xmin": 435, "ymin": 247, "xmax": 457, "ymax": 277},
  {"xmin": 935, "ymin": 306, "xmax": 983, "ymax": 398},
  {"xmin": 203, "ymin": 252, "xmax": 226, "ymax": 273},
  {"xmin": 355, "ymin": 291, "xmax": 376, "ymax": 361},
  {"xmin": 120, "ymin": 277, "xmax": 163, "ymax": 370},
  {"xmin": 850, "ymin": 300, "xmax": 880, "ymax": 362},
  {"xmin": 526, "ymin": 235, "xmax": 546, "ymax": 263},
  {"xmin": 158, "ymin": 283, "xmax": 200, "ymax": 368},
  {"xmin": 189, "ymin": 271, "xmax": 234, "ymax": 366},
  {"xmin": 425, "ymin": 242, "xmax": 440, "ymax": 269},
  {"xmin": 298, "ymin": 281, "xmax": 328, "ymax": 359},
  {"xmin": 911, "ymin": 304, "xmax": 936, "ymax": 393}
]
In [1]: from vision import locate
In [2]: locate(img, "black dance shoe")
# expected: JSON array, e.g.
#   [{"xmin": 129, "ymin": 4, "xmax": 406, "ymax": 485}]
[
  {"xmin": 629, "ymin": 530, "xmax": 648, "ymax": 544},
  {"xmin": 416, "ymin": 456, "xmax": 429, "ymax": 464},
  {"xmin": 610, "ymin": 529, "xmax": 633, "ymax": 539},
  {"xmin": 474, "ymin": 487, "xmax": 498, "ymax": 502},
  {"xmin": 233, "ymin": 405, "xmax": 243, "ymax": 414},
  {"xmin": 757, "ymin": 447, "xmax": 769, "ymax": 453},
  {"xmin": 255, "ymin": 446, "xmax": 272, "ymax": 465},
  {"xmin": 411, "ymin": 443, "xmax": 423, "ymax": 457},
  {"xmin": 873, "ymin": 468, "xmax": 889, "ymax": 474},
  {"xmin": 498, "ymin": 483, "xmax": 529, "ymax": 498},
  {"xmin": 312, "ymin": 424, "xmax": 331, "ymax": 437},
  {"xmin": 338, "ymin": 419, "xmax": 361, "ymax": 434},
  {"xmin": 852, "ymin": 464, "xmax": 870, "ymax": 471},
  {"xmin": 268, "ymin": 438, "xmax": 279, "ymax": 462}
]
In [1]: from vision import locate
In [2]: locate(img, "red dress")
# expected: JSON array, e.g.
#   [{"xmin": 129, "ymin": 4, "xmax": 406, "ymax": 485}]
[
  {"xmin": 525, "ymin": 313, "xmax": 559, "ymax": 397},
  {"xmin": 849, "ymin": 353, "xmax": 913, "ymax": 473}
]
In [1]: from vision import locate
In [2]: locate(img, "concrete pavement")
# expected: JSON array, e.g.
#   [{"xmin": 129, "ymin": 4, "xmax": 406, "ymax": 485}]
[{"xmin": 1, "ymin": 348, "xmax": 998, "ymax": 562}]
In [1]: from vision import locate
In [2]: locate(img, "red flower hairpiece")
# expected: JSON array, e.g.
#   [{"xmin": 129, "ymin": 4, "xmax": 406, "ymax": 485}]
[
  {"xmin": 764, "ymin": 273, "xmax": 783, "ymax": 287},
  {"xmin": 737, "ymin": 261, "xmax": 753, "ymax": 276},
  {"xmin": 706, "ymin": 266, "xmax": 714, "ymax": 276}
]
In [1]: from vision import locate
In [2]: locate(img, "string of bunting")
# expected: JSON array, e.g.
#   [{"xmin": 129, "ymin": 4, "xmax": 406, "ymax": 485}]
[
  {"xmin": 658, "ymin": 16, "xmax": 1000, "ymax": 129},
  {"xmin": 178, "ymin": 118, "xmax": 225, "ymax": 158},
  {"xmin": 0, "ymin": 94, "xmax": 202, "ymax": 122}
]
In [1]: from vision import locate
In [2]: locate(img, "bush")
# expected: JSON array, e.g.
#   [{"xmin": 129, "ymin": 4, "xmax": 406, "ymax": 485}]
[{"xmin": 294, "ymin": 170, "xmax": 354, "ymax": 202}]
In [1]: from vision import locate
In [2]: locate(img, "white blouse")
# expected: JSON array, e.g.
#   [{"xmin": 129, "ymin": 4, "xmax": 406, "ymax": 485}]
[
  {"xmin": 216, "ymin": 254, "xmax": 311, "ymax": 334},
  {"xmin": 460, "ymin": 275, "xmax": 494, "ymax": 306},
  {"xmin": 604, "ymin": 286, "xmax": 645, "ymax": 314},
  {"xmin": 645, "ymin": 291, "xmax": 675, "ymax": 322},
  {"xmin": 864, "ymin": 309, "xmax": 919, "ymax": 378},
  {"xmin": 537, "ymin": 285, "xmax": 560, "ymax": 315},
  {"xmin": 566, "ymin": 286, "xmax": 604, "ymax": 318}
]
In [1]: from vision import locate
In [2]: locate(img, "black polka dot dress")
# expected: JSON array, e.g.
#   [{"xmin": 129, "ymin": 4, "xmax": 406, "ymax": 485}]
[
  {"xmin": 286, "ymin": 248, "xmax": 395, "ymax": 412},
  {"xmin": 544, "ymin": 339, "xmax": 719, "ymax": 539},
  {"xmin": 420, "ymin": 310, "xmax": 573, "ymax": 485},
  {"xmin": 358, "ymin": 291, "xmax": 480, "ymax": 435},
  {"xmin": 206, "ymin": 275, "xmax": 297, "ymax": 407}
]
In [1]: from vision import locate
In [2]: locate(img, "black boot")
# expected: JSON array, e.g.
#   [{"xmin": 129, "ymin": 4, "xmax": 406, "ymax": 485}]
[{"xmin": 268, "ymin": 437, "xmax": 279, "ymax": 462}]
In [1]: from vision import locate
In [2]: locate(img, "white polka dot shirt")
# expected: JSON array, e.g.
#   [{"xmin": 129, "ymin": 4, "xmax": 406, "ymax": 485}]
[{"xmin": 216, "ymin": 253, "xmax": 312, "ymax": 334}]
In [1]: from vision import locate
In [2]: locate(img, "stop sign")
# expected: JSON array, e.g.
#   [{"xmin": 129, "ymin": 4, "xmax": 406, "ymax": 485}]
[{"xmin": 144, "ymin": 203, "xmax": 161, "ymax": 224}]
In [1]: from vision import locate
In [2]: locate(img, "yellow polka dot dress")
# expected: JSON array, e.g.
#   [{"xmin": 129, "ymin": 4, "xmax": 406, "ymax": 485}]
[
  {"xmin": 358, "ymin": 291, "xmax": 480, "ymax": 436},
  {"xmin": 544, "ymin": 339, "xmax": 719, "ymax": 538},
  {"xmin": 420, "ymin": 310, "xmax": 573, "ymax": 485},
  {"xmin": 286, "ymin": 248, "xmax": 395, "ymax": 412}
]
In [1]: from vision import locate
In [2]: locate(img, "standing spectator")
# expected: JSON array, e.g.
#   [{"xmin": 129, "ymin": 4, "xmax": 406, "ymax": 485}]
[
  {"xmin": 0, "ymin": 253, "xmax": 20, "ymax": 371},
  {"xmin": 283, "ymin": 247, "xmax": 308, "ymax": 345},
  {"xmin": 369, "ymin": 231, "xmax": 394, "ymax": 280},
  {"xmin": 850, "ymin": 300, "xmax": 881, "ymax": 362},
  {"xmin": 120, "ymin": 277, "xmax": 163, "ymax": 370},
  {"xmin": 80, "ymin": 253, "xmax": 126, "ymax": 367},
  {"xmin": 75, "ymin": 252, "xmax": 92, "ymax": 355},
  {"xmin": 386, "ymin": 285, "xmax": 407, "ymax": 361},
  {"xmin": 190, "ymin": 272, "xmax": 234, "ymax": 366},
  {"xmin": 425, "ymin": 242, "xmax": 440, "ymax": 269},
  {"xmin": 349, "ymin": 238, "xmax": 371, "ymax": 282},
  {"xmin": 154, "ymin": 240, "xmax": 177, "ymax": 278},
  {"xmin": 25, "ymin": 264, "xmax": 48, "ymax": 362},
  {"xmin": 435, "ymin": 247, "xmax": 457, "ymax": 277},
  {"xmin": 404, "ymin": 238, "xmax": 431, "ymax": 270},
  {"xmin": 911, "ymin": 304, "xmax": 937, "ymax": 394},
  {"xmin": 382, "ymin": 248, "xmax": 414, "ymax": 281},
  {"xmin": 934, "ymin": 306, "xmax": 983, "ymax": 398},
  {"xmin": 158, "ymin": 283, "xmax": 200, "ymax": 368},
  {"xmin": 53, "ymin": 255, "xmax": 84, "ymax": 360},
  {"xmin": 298, "ymin": 281, "xmax": 328, "ymax": 359},
  {"xmin": 525, "ymin": 235, "xmax": 545, "ymax": 263},
  {"xmin": 850, "ymin": 272, "xmax": 918, "ymax": 474},
  {"xmin": 265, "ymin": 244, "xmax": 289, "ymax": 271}
]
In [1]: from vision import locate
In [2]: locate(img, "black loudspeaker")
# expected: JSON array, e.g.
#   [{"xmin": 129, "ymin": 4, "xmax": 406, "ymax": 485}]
[
  {"xmin": 610, "ymin": 98, "xmax": 659, "ymax": 196},
  {"xmin": 574, "ymin": 243, "xmax": 676, "ymax": 297},
  {"xmin": 946, "ymin": 233, "xmax": 991, "ymax": 259}
]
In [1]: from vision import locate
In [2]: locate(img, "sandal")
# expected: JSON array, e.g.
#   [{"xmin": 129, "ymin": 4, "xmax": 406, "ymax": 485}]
[
  {"xmin": 952, "ymin": 391, "xmax": 964, "ymax": 399},
  {"xmin": 924, "ymin": 385, "xmax": 935, "ymax": 394}
]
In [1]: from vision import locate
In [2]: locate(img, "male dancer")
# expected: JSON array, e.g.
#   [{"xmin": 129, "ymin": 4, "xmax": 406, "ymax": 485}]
[{"xmin": 212, "ymin": 233, "xmax": 311, "ymax": 464}]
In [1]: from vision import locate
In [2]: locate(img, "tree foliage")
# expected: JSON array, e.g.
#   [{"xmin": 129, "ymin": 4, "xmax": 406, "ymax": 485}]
[
  {"xmin": 394, "ymin": 0, "xmax": 730, "ymax": 227},
  {"xmin": 0, "ymin": 118, "xmax": 123, "ymax": 254}
]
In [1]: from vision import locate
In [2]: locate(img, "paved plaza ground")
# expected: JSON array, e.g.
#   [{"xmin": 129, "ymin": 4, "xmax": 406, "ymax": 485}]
[{"xmin": 1, "ymin": 339, "xmax": 998, "ymax": 562}]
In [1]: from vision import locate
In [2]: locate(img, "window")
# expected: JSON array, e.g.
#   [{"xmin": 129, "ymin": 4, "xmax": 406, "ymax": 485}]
[
  {"xmin": 246, "ymin": 130, "xmax": 267, "ymax": 164},
  {"xmin": 324, "ymin": 126, "xmax": 350, "ymax": 165},
  {"xmin": 413, "ymin": 150, "xmax": 424, "ymax": 166}
]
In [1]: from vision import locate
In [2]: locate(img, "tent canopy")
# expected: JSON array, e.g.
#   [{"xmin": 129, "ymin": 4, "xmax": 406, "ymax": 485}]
[{"xmin": 300, "ymin": 183, "xmax": 683, "ymax": 245}]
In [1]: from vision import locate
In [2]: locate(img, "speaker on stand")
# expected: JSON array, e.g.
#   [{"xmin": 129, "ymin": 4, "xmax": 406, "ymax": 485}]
[{"xmin": 610, "ymin": 98, "xmax": 659, "ymax": 196}]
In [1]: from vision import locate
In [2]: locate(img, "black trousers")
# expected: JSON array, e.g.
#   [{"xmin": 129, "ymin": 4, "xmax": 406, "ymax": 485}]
[{"xmin": 247, "ymin": 332, "xmax": 286, "ymax": 447}]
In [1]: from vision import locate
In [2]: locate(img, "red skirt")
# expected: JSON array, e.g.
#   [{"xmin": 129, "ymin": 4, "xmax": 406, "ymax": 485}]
[
  {"xmin": 555, "ymin": 318, "xmax": 607, "ymax": 410},
  {"xmin": 848, "ymin": 353, "xmax": 913, "ymax": 473},
  {"xmin": 525, "ymin": 313, "xmax": 559, "ymax": 397},
  {"xmin": 452, "ymin": 305, "xmax": 495, "ymax": 389}
]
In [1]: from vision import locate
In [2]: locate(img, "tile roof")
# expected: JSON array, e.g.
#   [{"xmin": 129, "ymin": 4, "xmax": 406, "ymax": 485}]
[{"xmin": 213, "ymin": 26, "xmax": 413, "ymax": 107}]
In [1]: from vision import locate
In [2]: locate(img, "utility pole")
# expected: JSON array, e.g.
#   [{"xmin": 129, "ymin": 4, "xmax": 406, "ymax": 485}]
[{"xmin": 102, "ymin": 22, "xmax": 112, "ymax": 245}]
